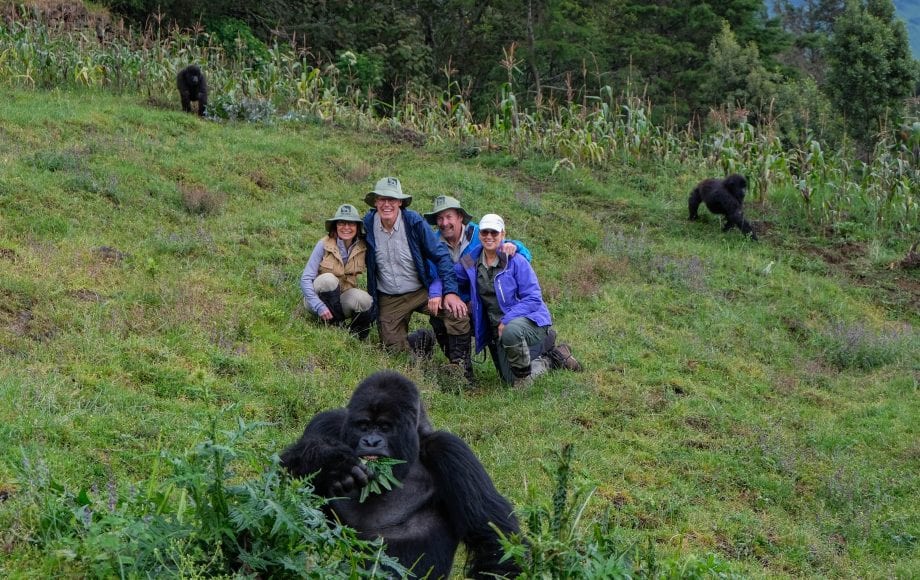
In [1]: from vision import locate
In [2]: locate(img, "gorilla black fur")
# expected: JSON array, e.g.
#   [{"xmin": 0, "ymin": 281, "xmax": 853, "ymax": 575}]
[
  {"xmin": 176, "ymin": 64, "xmax": 208, "ymax": 117},
  {"xmin": 688, "ymin": 174, "xmax": 757, "ymax": 239},
  {"xmin": 280, "ymin": 371, "xmax": 520, "ymax": 579}
]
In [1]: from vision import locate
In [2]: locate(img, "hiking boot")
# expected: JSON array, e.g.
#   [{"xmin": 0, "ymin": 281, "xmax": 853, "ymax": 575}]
[
  {"xmin": 348, "ymin": 310, "xmax": 375, "ymax": 341},
  {"xmin": 446, "ymin": 333, "xmax": 474, "ymax": 385},
  {"xmin": 549, "ymin": 343, "xmax": 583, "ymax": 372},
  {"xmin": 530, "ymin": 355, "xmax": 552, "ymax": 378},
  {"xmin": 512, "ymin": 374, "xmax": 533, "ymax": 390}
]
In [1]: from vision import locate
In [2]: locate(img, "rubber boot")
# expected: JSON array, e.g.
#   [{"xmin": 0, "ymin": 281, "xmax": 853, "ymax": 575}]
[
  {"xmin": 317, "ymin": 288, "xmax": 346, "ymax": 325},
  {"xmin": 446, "ymin": 333, "xmax": 474, "ymax": 385},
  {"xmin": 429, "ymin": 316, "xmax": 450, "ymax": 358},
  {"xmin": 348, "ymin": 310, "xmax": 375, "ymax": 341}
]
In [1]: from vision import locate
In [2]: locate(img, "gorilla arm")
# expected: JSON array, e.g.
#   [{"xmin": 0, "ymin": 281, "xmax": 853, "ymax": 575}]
[
  {"xmin": 420, "ymin": 431, "xmax": 521, "ymax": 579},
  {"xmin": 279, "ymin": 409, "xmax": 369, "ymax": 496}
]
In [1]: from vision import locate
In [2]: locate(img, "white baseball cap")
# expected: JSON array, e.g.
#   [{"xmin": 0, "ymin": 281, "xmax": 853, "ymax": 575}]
[{"xmin": 478, "ymin": 214, "xmax": 505, "ymax": 232}]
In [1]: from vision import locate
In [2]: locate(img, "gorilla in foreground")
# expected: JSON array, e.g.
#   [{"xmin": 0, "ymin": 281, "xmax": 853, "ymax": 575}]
[
  {"xmin": 688, "ymin": 173, "xmax": 757, "ymax": 239},
  {"xmin": 176, "ymin": 64, "xmax": 208, "ymax": 117},
  {"xmin": 280, "ymin": 371, "xmax": 521, "ymax": 579}
]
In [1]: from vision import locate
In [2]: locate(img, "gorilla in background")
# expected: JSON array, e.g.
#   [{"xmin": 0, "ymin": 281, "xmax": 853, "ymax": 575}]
[
  {"xmin": 176, "ymin": 64, "xmax": 208, "ymax": 117},
  {"xmin": 280, "ymin": 371, "xmax": 520, "ymax": 579},
  {"xmin": 688, "ymin": 174, "xmax": 757, "ymax": 240}
]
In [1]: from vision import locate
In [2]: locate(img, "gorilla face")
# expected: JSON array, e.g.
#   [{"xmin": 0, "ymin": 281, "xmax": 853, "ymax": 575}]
[
  {"xmin": 724, "ymin": 174, "xmax": 747, "ymax": 202},
  {"xmin": 343, "ymin": 372, "xmax": 425, "ymax": 478}
]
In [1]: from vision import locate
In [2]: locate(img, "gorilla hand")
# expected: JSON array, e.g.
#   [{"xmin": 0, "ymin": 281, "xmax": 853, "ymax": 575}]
[{"xmin": 280, "ymin": 434, "xmax": 369, "ymax": 496}]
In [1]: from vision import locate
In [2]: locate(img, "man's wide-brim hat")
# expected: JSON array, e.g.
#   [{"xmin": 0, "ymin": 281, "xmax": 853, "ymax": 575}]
[
  {"xmin": 424, "ymin": 195, "xmax": 473, "ymax": 225},
  {"xmin": 326, "ymin": 203, "xmax": 365, "ymax": 235},
  {"xmin": 364, "ymin": 176, "xmax": 412, "ymax": 208}
]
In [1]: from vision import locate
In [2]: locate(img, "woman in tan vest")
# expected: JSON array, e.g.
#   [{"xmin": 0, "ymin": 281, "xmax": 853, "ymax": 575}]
[{"xmin": 300, "ymin": 204, "xmax": 374, "ymax": 339}]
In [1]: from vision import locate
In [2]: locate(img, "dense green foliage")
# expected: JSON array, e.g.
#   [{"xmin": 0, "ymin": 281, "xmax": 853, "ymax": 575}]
[
  {"xmin": 12, "ymin": 417, "xmax": 406, "ymax": 577},
  {"xmin": 87, "ymin": 0, "xmax": 918, "ymax": 135}
]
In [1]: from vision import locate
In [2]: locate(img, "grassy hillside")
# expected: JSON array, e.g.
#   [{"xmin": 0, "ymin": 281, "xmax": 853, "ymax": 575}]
[{"xmin": 0, "ymin": 89, "xmax": 917, "ymax": 577}]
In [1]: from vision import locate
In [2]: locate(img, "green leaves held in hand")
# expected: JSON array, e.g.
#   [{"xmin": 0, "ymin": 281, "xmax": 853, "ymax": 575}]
[{"xmin": 358, "ymin": 457, "xmax": 406, "ymax": 503}]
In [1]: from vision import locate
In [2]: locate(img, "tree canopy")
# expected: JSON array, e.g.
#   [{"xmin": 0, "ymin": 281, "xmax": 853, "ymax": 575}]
[{"xmin": 99, "ymin": 0, "xmax": 918, "ymax": 134}]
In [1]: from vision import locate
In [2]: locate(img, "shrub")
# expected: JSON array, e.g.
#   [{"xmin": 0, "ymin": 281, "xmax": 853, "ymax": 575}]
[{"xmin": 11, "ymin": 417, "xmax": 406, "ymax": 578}]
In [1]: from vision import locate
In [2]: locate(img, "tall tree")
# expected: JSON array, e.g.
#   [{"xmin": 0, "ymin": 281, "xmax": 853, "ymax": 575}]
[
  {"xmin": 703, "ymin": 22, "xmax": 780, "ymax": 116},
  {"xmin": 825, "ymin": 0, "xmax": 917, "ymax": 149}
]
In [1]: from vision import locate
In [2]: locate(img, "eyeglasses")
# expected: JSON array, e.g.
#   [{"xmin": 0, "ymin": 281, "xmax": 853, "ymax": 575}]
[
  {"xmin": 480, "ymin": 230, "xmax": 501, "ymax": 238},
  {"xmin": 375, "ymin": 197, "xmax": 401, "ymax": 206}
]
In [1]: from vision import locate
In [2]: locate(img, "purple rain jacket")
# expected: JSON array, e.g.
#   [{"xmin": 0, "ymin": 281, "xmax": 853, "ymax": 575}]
[{"xmin": 454, "ymin": 246, "xmax": 552, "ymax": 353}]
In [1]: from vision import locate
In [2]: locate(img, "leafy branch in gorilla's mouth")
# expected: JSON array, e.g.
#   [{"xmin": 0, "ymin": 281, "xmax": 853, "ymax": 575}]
[{"xmin": 359, "ymin": 457, "xmax": 405, "ymax": 503}]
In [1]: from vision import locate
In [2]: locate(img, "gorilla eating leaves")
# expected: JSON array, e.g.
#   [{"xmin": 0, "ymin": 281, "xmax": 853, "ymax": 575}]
[
  {"xmin": 688, "ymin": 174, "xmax": 757, "ymax": 240},
  {"xmin": 280, "ymin": 371, "xmax": 520, "ymax": 579},
  {"xmin": 176, "ymin": 64, "xmax": 208, "ymax": 117}
]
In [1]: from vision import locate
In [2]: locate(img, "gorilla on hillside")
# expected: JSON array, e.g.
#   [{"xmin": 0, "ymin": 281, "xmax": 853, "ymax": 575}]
[
  {"xmin": 688, "ymin": 174, "xmax": 757, "ymax": 240},
  {"xmin": 280, "ymin": 371, "xmax": 521, "ymax": 579},
  {"xmin": 176, "ymin": 64, "xmax": 208, "ymax": 117}
]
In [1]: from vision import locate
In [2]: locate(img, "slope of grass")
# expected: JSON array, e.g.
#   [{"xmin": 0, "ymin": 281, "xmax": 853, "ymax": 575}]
[{"xmin": 0, "ymin": 89, "xmax": 917, "ymax": 577}]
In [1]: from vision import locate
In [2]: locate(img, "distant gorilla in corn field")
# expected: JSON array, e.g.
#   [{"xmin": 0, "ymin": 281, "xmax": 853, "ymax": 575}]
[
  {"xmin": 688, "ymin": 174, "xmax": 757, "ymax": 240},
  {"xmin": 176, "ymin": 64, "xmax": 208, "ymax": 117}
]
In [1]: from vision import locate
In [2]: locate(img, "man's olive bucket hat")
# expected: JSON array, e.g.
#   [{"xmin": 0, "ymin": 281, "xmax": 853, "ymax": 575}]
[
  {"xmin": 424, "ymin": 195, "xmax": 473, "ymax": 225},
  {"xmin": 364, "ymin": 177, "xmax": 412, "ymax": 208}
]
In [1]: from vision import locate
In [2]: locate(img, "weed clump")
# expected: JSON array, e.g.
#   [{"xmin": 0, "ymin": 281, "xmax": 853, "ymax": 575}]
[
  {"xmin": 180, "ymin": 184, "xmax": 226, "ymax": 216},
  {"xmin": 817, "ymin": 321, "xmax": 914, "ymax": 371}
]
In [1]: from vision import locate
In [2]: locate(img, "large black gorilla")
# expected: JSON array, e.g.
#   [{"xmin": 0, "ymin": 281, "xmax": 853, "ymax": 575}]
[
  {"xmin": 688, "ymin": 174, "xmax": 757, "ymax": 239},
  {"xmin": 280, "ymin": 371, "xmax": 520, "ymax": 579},
  {"xmin": 176, "ymin": 64, "xmax": 208, "ymax": 117}
]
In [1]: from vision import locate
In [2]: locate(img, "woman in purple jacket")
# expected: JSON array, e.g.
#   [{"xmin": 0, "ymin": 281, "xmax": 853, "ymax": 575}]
[{"xmin": 454, "ymin": 214, "xmax": 579, "ymax": 388}]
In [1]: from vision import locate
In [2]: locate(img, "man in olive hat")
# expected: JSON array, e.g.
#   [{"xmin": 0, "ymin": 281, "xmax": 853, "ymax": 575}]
[
  {"xmin": 361, "ymin": 177, "xmax": 469, "ymax": 354},
  {"xmin": 415, "ymin": 196, "xmax": 532, "ymax": 380},
  {"xmin": 425, "ymin": 197, "xmax": 582, "ymax": 381}
]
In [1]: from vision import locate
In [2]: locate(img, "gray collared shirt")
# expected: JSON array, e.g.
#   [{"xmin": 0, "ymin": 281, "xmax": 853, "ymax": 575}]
[
  {"xmin": 374, "ymin": 211, "xmax": 422, "ymax": 295},
  {"xmin": 445, "ymin": 229, "xmax": 472, "ymax": 263}
]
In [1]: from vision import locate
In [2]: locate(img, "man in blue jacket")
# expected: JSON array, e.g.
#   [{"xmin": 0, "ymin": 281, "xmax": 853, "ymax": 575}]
[
  {"xmin": 421, "ymin": 195, "xmax": 532, "ymax": 382},
  {"xmin": 362, "ymin": 177, "xmax": 468, "ymax": 354}
]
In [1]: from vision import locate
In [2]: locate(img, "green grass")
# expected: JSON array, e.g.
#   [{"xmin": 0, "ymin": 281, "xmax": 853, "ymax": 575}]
[{"xmin": 0, "ymin": 88, "xmax": 918, "ymax": 578}]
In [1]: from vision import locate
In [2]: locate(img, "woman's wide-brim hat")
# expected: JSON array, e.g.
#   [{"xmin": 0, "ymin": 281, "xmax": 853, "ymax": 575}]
[
  {"xmin": 424, "ymin": 195, "xmax": 472, "ymax": 225},
  {"xmin": 364, "ymin": 176, "xmax": 412, "ymax": 208},
  {"xmin": 326, "ymin": 203, "xmax": 365, "ymax": 235}
]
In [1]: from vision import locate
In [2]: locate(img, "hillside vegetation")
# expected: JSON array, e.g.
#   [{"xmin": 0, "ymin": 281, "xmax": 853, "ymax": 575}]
[{"xmin": 0, "ymin": 87, "xmax": 917, "ymax": 577}]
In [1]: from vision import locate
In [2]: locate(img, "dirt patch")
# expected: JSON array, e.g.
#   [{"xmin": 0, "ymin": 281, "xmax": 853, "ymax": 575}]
[
  {"xmin": 94, "ymin": 245, "xmax": 128, "ymax": 264},
  {"xmin": 799, "ymin": 240, "xmax": 919, "ymax": 318},
  {"xmin": 383, "ymin": 125, "xmax": 426, "ymax": 148},
  {"xmin": 814, "ymin": 242, "xmax": 864, "ymax": 265},
  {"xmin": 559, "ymin": 254, "xmax": 630, "ymax": 299},
  {"xmin": 0, "ymin": 248, "xmax": 16, "ymax": 262},
  {"xmin": 70, "ymin": 288, "xmax": 103, "ymax": 302},
  {"xmin": 248, "ymin": 171, "xmax": 273, "ymax": 190}
]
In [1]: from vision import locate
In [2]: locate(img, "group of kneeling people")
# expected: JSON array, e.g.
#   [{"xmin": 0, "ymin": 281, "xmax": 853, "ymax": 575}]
[{"xmin": 300, "ymin": 176, "xmax": 582, "ymax": 388}]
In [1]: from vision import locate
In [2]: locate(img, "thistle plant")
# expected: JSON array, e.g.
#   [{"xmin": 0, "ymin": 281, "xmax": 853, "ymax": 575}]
[{"xmin": 358, "ymin": 457, "xmax": 406, "ymax": 503}]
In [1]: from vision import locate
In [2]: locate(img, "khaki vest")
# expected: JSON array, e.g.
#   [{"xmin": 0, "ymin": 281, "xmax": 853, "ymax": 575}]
[{"xmin": 318, "ymin": 236, "xmax": 367, "ymax": 292}]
